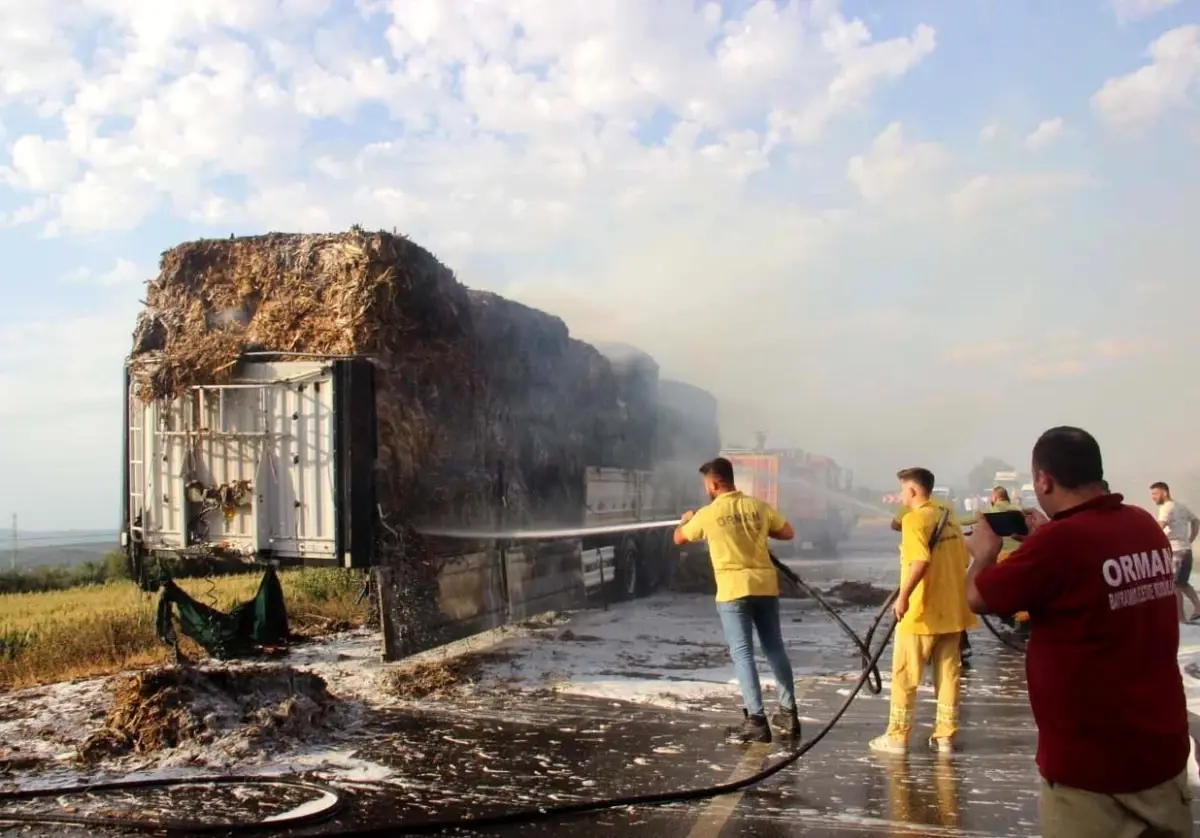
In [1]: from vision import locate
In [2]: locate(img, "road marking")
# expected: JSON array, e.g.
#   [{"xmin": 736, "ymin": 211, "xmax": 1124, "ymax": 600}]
[{"xmin": 684, "ymin": 683, "xmax": 810, "ymax": 838}]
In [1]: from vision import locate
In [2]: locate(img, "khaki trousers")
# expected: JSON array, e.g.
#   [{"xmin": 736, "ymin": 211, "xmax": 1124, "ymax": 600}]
[
  {"xmin": 886, "ymin": 630, "xmax": 961, "ymax": 742},
  {"xmin": 1040, "ymin": 770, "xmax": 1194, "ymax": 838}
]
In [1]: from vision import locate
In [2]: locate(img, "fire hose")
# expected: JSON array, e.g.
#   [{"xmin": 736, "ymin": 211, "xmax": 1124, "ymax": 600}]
[{"xmin": 0, "ymin": 538, "xmax": 1022, "ymax": 835}]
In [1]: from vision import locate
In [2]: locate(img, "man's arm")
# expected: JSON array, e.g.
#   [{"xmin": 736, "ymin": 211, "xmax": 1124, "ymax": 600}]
[
  {"xmin": 964, "ymin": 518, "xmax": 1003, "ymax": 613},
  {"xmin": 896, "ymin": 512, "xmax": 932, "ymax": 617},
  {"xmin": 966, "ymin": 518, "xmax": 1062, "ymax": 616},
  {"xmin": 1187, "ymin": 506, "xmax": 1200, "ymax": 543},
  {"xmin": 673, "ymin": 509, "xmax": 705, "ymax": 546},
  {"xmin": 766, "ymin": 505, "xmax": 794, "ymax": 541}
]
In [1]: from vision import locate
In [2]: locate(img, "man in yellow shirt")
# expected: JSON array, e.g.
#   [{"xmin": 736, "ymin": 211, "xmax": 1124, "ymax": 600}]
[
  {"xmin": 871, "ymin": 467, "xmax": 977, "ymax": 756},
  {"xmin": 674, "ymin": 457, "xmax": 797, "ymax": 744},
  {"xmin": 893, "ymin": 495, "xmax": 975, "ymax": 668}
]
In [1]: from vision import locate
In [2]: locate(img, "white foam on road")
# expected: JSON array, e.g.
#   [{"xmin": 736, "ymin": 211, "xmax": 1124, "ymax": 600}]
[
  {"xmin": 0, "ymin": 592, "xmax": 884, "ymax": 787},
  {"xmin": 1179, "ymin": 622, "xmax": 1200, "ymax": 789},
  {"xmin": 470, "ymin": 592, "xmax": 876, "ymax": 710}
]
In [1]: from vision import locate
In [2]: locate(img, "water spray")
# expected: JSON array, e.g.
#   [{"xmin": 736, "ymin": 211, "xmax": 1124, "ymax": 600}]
[{"xmin": 418, "ymin": 519, "xmax": 681, "ymax": 541}]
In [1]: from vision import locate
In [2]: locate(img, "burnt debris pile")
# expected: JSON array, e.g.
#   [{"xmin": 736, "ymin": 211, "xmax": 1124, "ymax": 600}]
[{"xmin": 79, "ymin": 666, "xmax": 344, "ymax": 763}]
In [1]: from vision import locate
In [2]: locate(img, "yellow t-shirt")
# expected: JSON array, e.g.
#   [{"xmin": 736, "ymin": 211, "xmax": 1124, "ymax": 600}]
[
  {"xmin": 893, "ymin": 497, "xmax": 959, "ymax": 526},
  {"xmin": 898, "ymin": 501, "xmax": 978, "ymax": 636},
  {"xmin": 678, "ymin": 491, "xmax": 786, "ymax": 602}
]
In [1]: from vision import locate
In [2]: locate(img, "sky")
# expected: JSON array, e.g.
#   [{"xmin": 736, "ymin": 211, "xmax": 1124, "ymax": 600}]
[{"xmin": 1, "ymin": 0, "xmax": 1199, "ymax": 529}]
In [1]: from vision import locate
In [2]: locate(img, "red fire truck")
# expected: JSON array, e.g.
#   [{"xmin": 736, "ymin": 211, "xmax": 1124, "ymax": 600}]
[{"xmin": 720, "ymin": 441, "xmax": 855, "ymax": 554}]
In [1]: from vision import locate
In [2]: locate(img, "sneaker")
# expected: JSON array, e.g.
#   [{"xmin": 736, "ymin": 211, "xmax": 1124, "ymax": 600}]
[
  {"xmin": 771, "ymin": 706, "xmax": 801, "ymax": 739},
  {"xmin": 928, "ymin": 737, "xmax": 954, "ymax": 756},
  {"xmin": 727, "ymin": 711, "xmax": 772, "ymax": 744},
  {"xmin": 868, "ymin": 734, "xmax": 906, "ymax": 755}
]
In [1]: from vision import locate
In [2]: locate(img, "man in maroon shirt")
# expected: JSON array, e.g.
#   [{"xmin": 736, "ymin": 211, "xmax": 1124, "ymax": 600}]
[{"xmin": 965, "ymin": 426, "xmax": 1193, "ymax": 838}]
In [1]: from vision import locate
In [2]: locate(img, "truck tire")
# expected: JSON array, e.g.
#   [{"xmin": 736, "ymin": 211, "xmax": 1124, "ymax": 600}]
[
  {"xmin": 634, "ymin": 531, "xmax": 665, "ymax": 597},
  {"xmin": 816, "ymin": 534, "xmax": 839, "ymax": 556},
  {"xmin": 612, "ymin": 536, "xmax": 640, "ymax": 602}
]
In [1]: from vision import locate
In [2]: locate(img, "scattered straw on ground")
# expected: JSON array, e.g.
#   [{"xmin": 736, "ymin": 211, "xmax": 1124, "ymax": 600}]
[
  {"xmin": 384, "ymin": 652, "xmax": 514, "ymax": 701},
  {"xmin": 79, "ymin": 666, "xmax": 340, "ymax": 763},
  {"xmin": 823, "ymin": 581, "xmax": 894, "ymax": 607}
]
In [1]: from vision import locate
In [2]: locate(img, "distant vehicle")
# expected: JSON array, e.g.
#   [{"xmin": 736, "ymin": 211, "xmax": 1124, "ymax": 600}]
[
  {"xmin": 932, "ymin": 485, "xmax": 958, "ymax": 512},
  {"xmin": 720, "ymin": 438, "xmax": 854, "ymax": 554},
  {"xmin": 1018, "ymin": 483, "xmax": 1040, "ymax": 511}
]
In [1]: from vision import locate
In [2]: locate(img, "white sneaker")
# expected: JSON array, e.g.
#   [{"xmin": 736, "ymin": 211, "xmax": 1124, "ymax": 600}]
[
  {"xmin": 928, "ymin": 737, "xmax": 954, "ymax": 756},
  {"xmin": 868, "ymin": 734, "xmax": 907, "ymax": 755}
]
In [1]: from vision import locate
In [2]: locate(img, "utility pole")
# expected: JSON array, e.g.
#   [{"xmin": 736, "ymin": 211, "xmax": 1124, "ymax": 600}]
[{"xmin": 10, "ymin": 514, "xmax": 16, "ymax": 571}]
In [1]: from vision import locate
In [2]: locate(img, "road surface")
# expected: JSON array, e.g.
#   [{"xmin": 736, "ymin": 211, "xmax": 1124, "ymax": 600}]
[{"xmin": 3, "ymin": 523, "xmax": 1196, "ymax": 837}]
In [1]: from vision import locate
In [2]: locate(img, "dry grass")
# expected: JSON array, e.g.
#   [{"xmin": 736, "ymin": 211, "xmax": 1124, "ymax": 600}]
[{"xmin": 0, "ymin": 569, "xmax": 368, "ymax": 691}]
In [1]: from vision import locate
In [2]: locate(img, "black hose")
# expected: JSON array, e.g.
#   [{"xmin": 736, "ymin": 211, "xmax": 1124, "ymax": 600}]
[
  {"xmin": 332, "ymin": 578, "xmax": 902, "ymax": 836},
  {"xmin": 978, "ymin": 612, "xmax": 1028, "ymax": 653},
  {"xmin": 0, "ymin": 565, "xmax": 901, "ymax": 836},
  {"xmin": 0, "ymin": 776, "xmax": 347, "ymax": 833}
]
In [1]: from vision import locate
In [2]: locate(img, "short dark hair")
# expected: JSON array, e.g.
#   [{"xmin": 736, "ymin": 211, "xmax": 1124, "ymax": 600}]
[
  {"xmin": 1150, "ymin": 481, "xmax": 1169, "ymax": 493},
  {"xmin": 1031, "ymin": 426, "xmax": 1104, "ymax": 490},
  {"xmin": 992, "ymin": 486, "xmax": 1010, "ymax": 502},
  {"xmin": 896, "ymin": 467, "xmax": 935, "ymax": 495},
  {"xmin": 699, "ymin": 457, "xmax": 735, "ymax": 485}
]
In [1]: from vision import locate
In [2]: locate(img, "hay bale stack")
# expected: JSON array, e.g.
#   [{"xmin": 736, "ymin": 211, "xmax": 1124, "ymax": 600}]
[
  {"xmin": 656, "ymin": 378, "xmax": 721, "ymax": 465},
  {"xmin": 592, "ymin": 342, "xmax": 660, "ymax": 471},
  {"xmin": 128, "ymin": 229, "xmax": 657, "ymax": 535},
  {"xmin": 130, "ymin": 229, "xmax": 484, "ymax": 524},
  {"xmin": 466, "ymin": 292, "xmax": 645, "ymax": 525}
]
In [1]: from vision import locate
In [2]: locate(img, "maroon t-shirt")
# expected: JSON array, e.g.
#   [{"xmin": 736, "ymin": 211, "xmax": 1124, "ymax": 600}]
[{"xmin": 974, "ymin": 493, "xmax": 1189, "ymax": 794}]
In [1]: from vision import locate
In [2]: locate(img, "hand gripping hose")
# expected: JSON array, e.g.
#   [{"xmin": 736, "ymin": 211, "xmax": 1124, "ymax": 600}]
[{"xmin": 0, "ymin": 564, "xmax": 903, "ymax": 836}]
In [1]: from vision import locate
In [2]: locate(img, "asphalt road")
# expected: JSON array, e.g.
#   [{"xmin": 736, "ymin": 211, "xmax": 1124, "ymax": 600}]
[{"xmin": 4, "ymin": 523, "xmax": 1195, "ymax": 838}]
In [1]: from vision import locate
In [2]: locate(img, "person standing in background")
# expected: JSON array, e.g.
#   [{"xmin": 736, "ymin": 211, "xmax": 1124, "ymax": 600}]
[
  {"xmin": 986, "ymin": 487, "xmax": 1031, "ymax": 633},
  {"xmin": 871, "ymin": 467, "xmax": 976, "ymax": 756},
  {"xmin": 1149, "ymin": 481, "xmax": 1200, "ymax": 623},
  {"xmin": 675, "ymin": 457, "xmax": 800, "ymax": 744}
]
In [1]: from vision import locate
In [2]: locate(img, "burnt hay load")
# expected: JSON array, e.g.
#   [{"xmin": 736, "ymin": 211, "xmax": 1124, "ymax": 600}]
[{"xmin": 124, "ymin": 228, "xmax": 718, "ymax": 661}]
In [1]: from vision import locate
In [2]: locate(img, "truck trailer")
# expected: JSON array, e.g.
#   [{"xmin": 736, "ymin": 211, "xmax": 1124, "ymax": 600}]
[{"xmin": 120, "ymin": 230, "xmax": 727, "ymax": 659}]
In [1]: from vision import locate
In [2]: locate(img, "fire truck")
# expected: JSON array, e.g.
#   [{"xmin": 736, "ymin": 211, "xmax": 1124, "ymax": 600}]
[{"xmin": 719, "ymin": 436, "xmax": 854, "ymax": 554}]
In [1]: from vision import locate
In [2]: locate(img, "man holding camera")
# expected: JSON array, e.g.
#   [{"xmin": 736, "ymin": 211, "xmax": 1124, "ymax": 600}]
[{"xmin": 966, "ymin": 427, "xmax": 1192, "ymax": 838}]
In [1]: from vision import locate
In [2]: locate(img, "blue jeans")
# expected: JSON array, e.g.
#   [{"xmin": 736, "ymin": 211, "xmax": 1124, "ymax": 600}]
[{"xmin": 716, "ymin": 595, "xmax": 796, "ymax": 717}]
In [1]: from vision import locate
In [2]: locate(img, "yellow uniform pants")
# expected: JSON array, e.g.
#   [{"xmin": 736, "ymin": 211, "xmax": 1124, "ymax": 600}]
[
  {"xmin": 886, "ymin": 630, "xmax": 961, "ymax": 742},
  {"xmin": 1039, "ymin": 770, "xmax": 1193, "ymax": 838},
  {"xmin": 998, "ymin": 550, "xmax": 1029, "ymax": 623}
]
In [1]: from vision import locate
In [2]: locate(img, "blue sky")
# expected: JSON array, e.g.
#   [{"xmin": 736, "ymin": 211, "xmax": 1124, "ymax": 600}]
[{"xmin": 1, "ymin": 0, "xmax": 1199, "ymax": 529}]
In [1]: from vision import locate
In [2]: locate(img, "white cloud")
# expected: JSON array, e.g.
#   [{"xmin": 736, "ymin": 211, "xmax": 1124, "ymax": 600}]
[
  {"xmin": 1111, "ymin": 0, "xmax": 1181, "ymax": 24},
  {"xmin": 1024, "ymin": 116, "xmax": 1065, "ymax": 151},
  {"xmin": 0, "ymin": 0, "xmax": 1189, "ymax": 524},
  {"xmin": 2, "ymin": 135, "xmax": 80, "ymax": 190},
  {"xmin": 1092, "ymin": 25, "xmax": 1200, "ymax": 130},
  {"xmin": 0, "ymin": 0, "xmax": 942, "ymax": 239},
  {"xmin": 949, "ymin": 171, "xmax": 1097, "ymax": 215},
  {"xmin": 845, "ymin": 121, "xmax": 949, "ymax": 204},
  {"xmin": 979, "ymin": 121, "xmax": 1000, "ymax": 142},
  {"xmin": 64, "ymin": 258, "xmax": 147, "ymax": 287}
]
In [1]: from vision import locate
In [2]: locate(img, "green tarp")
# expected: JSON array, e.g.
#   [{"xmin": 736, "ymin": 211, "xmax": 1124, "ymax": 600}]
[{"xmin": 155, "ymin": 567, "xmax": 289, "ymax": 660}]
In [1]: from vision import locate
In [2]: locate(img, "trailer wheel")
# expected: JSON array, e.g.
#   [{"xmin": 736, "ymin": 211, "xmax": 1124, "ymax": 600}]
[
  {"xmin": 815, "ymin": 532, "xmax": 839, "ymax": 556},
  {"xmin": 614, "ymin": 536, "xmax": 639, "ymax": 601},
  {"xmin": 635, "ymin": 531, "xmax": 665, "ymax": 597}
]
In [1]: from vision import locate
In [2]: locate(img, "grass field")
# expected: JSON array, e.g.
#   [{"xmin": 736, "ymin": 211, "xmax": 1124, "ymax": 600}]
[{"xmin": 0, "ymin": 569, "xmax": 369, "ymax": 690}]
